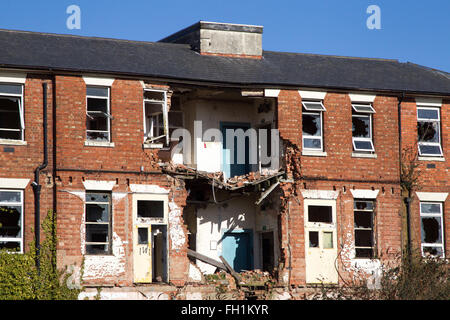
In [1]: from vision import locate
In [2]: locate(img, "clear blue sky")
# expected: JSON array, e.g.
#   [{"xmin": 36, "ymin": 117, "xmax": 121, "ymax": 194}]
[{"xmin": 0, "ymin": 0, "xmax": 449, "ymax": 72}]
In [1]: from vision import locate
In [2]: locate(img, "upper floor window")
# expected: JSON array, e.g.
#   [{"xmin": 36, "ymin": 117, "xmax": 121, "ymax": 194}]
[
  {"xmin": 302, "ymin": 100, "xmax": 326, "ymax": 151},
  {"xmin": 86, "ymin": 86, "xmax": 111, "ymax": 142},
  {"xmin": 352, "ymin": 103, "xmax": 375, "ymax": 153},
  {"xmin": 0, "ymin": 84, "xmax": 24, "ymax": 141},
  {"xmin": 0, "ymin": 189, "xmax": 23, "ymax": 253},
  {"xmin": 417, "ymin": 107, "xmax": 443, "ymax": 157},
  {"xmin": 420, "ymin": 202, "xmax": 444, "ymax": 258}
]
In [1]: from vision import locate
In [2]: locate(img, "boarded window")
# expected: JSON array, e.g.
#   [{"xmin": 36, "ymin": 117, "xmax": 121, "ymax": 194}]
[
  {"xmin": 354, "ymin": 200, "xmax": 375, "ymax": 258},
  {"xmin": 0, "ymin": 190, "xmax": 23, "ymax": 252},
  {"xmin": 85, "ymin": 192, "xmax": 112, "ymax": 255},
  {"xmin": 308, "ymin": 205, "xmax": 332, "ymax": 223}
]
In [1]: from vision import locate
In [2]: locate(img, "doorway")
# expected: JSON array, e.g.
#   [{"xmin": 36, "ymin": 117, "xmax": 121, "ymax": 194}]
[
  {"xmin": 220, "ymin": 122, "xmax": 251, "ymax": 178},
  {"xmin": 261, "ymin": 231, "xmax": 274, "ymax": 272},
  {"xmin": 222, "ymin": 229, "xmax": 253, "ymax": 272}
]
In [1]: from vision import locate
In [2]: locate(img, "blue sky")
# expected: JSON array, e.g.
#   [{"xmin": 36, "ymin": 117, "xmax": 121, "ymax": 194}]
[{"xmin": 0, "ymin": 0, "xmax": 449, "ymax": 72}]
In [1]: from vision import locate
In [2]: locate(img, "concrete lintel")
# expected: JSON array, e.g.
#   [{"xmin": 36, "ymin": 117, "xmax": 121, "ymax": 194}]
[
  {"xmin": 350, "ymin": 189, "xmax": 379, "ymax": 199},
  {"xmin": 301, "ymin": 189, "xmax": 339, "ymax": 200},
  {"xmin": 416, "ymin": 192, "xmax": 448, "ymax": 202}
]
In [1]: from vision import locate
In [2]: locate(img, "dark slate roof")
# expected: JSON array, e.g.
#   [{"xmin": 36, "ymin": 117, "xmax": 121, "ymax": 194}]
[{"xmin": 0, "ymin": 29, "xmax": 449, "ymax": 95}]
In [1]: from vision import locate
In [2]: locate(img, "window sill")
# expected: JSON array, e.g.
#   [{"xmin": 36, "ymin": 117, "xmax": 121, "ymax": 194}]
[
  {"xmin": 302, "ymin": 150, "xmax": 327, "ymax": 157},
  {"xmin": 84, "ymin": 141, "xmax": 115, "ymax": 148},
  {"xmin": 143, "ymin": 143, "xmax": 163, "ymax": 149},
  {"xmin": 352, "ymin": 152, "xmax": 377, "ymax": 159},
  {"xmin": 0, "ymin": 139, "xmax": 27, "ymax": 146},
  {"xmin": 418, "ymin": 156, "xmax": 445, "ymax": 162}
]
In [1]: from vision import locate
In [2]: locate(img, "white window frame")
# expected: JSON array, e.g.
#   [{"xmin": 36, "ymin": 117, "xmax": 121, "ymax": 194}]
[
  {"xmin": 143, "ymin": 89, "xmax": 169, "ymax": 145},
  {"xmin": 353, "ymin": 199, "xmax": 375, "ymax": 258},
  {"xmin": 420, "ymin": 202, "xmax": 445, "ymax": 258},
  {"xmin": 352, "ymin": 112, "xmax": 375, "ymax": 152},
  {"xmin": 0, "ymin": 189, "xmax": 24, "ymax": 253},
  {"xmin": 0, "ymin": 84, "xmax": 24, "ymax": 141},
  {"xmin": 86, "ymin": 86, "xmax": 111, "ymax": 142},
  {"xmin": 352, "ymin": 103, "xmax": 375, "ymax": 114},
  {"xmin": 417, "ymin": 106, "xmax": 443, "ymax": 157},
  {"xmin": 302, "ymin": 100, "xmax": 325, "ymax": 152},
  {"xmin": 84, "ymin": 191, "xmax": 113, "ymax": 255}
]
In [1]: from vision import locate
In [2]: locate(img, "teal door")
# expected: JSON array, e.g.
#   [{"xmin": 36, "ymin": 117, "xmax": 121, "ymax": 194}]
[
  {"xmin": 222, "ymin": 230, "xmax": 253, "ymax": 272},
  {"xmin": 220, "ymin": 122, "xmax": 250, "ymax": 178}
]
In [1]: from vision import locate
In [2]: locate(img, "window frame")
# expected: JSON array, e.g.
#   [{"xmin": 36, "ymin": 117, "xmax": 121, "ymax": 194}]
[
  {"xmin": 420, "ymin": 201, "xmax": 445, "ymax": 258},
  {"xmin": 417, "ymin": 106, "xmax": 443, "ymax": 157},
  {"xmin": 352, "ymin": 112, "xmax": 375, "ymax": 153},
  {"xmin": 353, "ymin": 199, "xmax": 376, "ymax": 259},
  {"xmin": 0, "ymin": 83, "xmax": 24, "ymax": 141},
  {"xmin": 86, "ymin": 86, "xmax": 111, "ymax": 143},
  {"xmin": 84, "ymin": 191, "xmax": 113, "ymax": 255},
  {"xmin": 0, "ymin": 189, "xmax": 24, "ymax": 253},
  {"xmin": 143, "ymin": 89, "xmax": 169, "ymax": 145},
  {"xmin": 302, "ymin": 100, "xmax": 325, "ymax": 152}
]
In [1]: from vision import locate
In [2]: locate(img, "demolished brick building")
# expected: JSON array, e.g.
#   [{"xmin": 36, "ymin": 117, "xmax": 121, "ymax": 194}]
[{"xmin": 0, "ymin": 21, "xmax": 448, "ymax": 299}]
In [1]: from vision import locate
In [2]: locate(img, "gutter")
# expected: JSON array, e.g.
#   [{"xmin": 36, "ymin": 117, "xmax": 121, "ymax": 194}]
[{"xmin": 31, "ymin": 82, "xmax": 48, "ymax": 272}]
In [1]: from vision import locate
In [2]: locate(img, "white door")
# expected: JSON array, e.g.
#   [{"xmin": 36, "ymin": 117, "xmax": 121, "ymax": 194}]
[
  {"xmin": 133, "ymin": 225, "xmax": 152, "ymax": 283},
  {"xmin": 304, "ymin": 199, "xmax": 338, "ymax": 284}
]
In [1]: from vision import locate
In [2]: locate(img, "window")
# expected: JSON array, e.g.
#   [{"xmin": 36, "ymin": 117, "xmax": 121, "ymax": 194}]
[
  {"xmin": 137, "ymin": 200, "xmax": 164, "ymax": 219},
  {"xmin": 354, "ymin": 200, "xmax": 375, "ymax": 258},
  {"xmin": 0, "ymin": 190, "xmax": 23, "ymax": 252},
  {"xmin": 417, "ymin": 107, "xmax": 443, "ymax": 157},
  {"xmin": 352, "ymin": 103, "xmax": 375, "ymax": 152},
  {"xmin": 85, "ymin": 192, "xmax": 112, "ymax": 255},
  {"xmin": 0, "ymin": 84, "xmax": 24, "ymax": 141},
  {"xmin": 420, "ymin": 202, "xmax": 445, "ymax": 258},
  {"xmin": 86, "ymin": 86, "xmax": 111, "ymax": 142},
  {"xmin": 302, "ymin": 100, "xmax": 325, "ymax": 151},
  {"xmin": 308, "ymin": 205, "xmax": 332, "ymax": 223}
]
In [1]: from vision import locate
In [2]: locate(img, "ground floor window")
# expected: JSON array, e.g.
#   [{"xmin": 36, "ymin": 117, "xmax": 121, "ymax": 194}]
[
  {"xmin": 354, "ymin": 200, "xmax": 375, "ymax": 258},
  {"xmin": 85, "ymin": 192, "xmax": 112, "ymax": 255},
  {"xmin": 420, "ymin": 202, "xmax": 445, "ymax": 258},
  {"xmin": 0, "ymin": 189, "xmax": 23, "ymax": 252}
]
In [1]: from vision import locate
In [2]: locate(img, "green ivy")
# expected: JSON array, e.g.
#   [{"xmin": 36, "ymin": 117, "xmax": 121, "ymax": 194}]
[{"xmin": 0, "ymin": 210, "xmax": 83, "ymax": 300}]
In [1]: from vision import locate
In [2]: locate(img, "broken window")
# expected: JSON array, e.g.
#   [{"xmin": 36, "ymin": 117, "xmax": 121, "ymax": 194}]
[
  {"xmin": 0, "ymin": 190, "xmax": 23, "ymax": 252},
  {"xmin": 86, "ymin": 86, "xmax": 111, "ymax": 142},
  {"xmin": 417, "ymin": 107, "xmax": 443, "ymax": 156},
  {"xmin": 137, "ymin": 200, "xmax": 164, "ymax": 219},
  {"xmin": 308, "ymin": 205, "xmax": 332, "ymax": 223},
  {"xmin": 143, "ymin": 90, "xmax": 182, "ymax": 145},
  {"xmin": 352, "ymin": 104, "xmax": 375, "ymax": 152},
  {"xmin": 309, "ymin": 231, "xmax": 319, "ymax": 247},
  {"xmin": 420, "ymin": 202, "xmax": 444, "ymax": 258},
  {"xmin": 0, "ymin": 84, "xmax": 24, "ymax": 141},
  {"xmin": 85, "ymin": 192, "xmax": 112, "ymax": 255},
  {"xmin": 302, "ymin": 100, "xmax": 325, "ymax": 151},
  {"xmin": 354, "ymin": 200, "xmax": 375, "ymax": 258}
]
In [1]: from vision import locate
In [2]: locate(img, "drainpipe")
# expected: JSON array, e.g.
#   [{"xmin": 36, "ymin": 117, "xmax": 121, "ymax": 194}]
[
  {"xmin": 31, "ymin": 82, "xmax": 49, "ymax": 272},
  {"xmin": 397, "ymin": 92, "xmax": 411, "ymax": 257}
]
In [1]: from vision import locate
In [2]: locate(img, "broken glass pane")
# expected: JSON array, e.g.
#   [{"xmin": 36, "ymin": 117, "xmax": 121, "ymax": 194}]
[
  {"xmin": 0, "ymin": 97, "xmax": 21, "ymax": 129},
  {"xmin": 0, "ymin": 191, "xmax": 21, "ymax": 203},
  {"xmin": 354, "ymin": 201, "xmax": 374, "ymax": 210},
  {"xmin": 86, "ymin": 204, "xmax": 109, "ymax": 223},
  {"xmin": 420, "ymin": 203, "xmax": 441, "ymax": 214},
  {"xmin": 0, "ymin": 205, "xmax": 21, "ymax": 237},
  {"xmin": 417, "ymin": 108, "xmax": 439, "ymax": 120},
  {"xmin": 421, "ymin": 217, "xmax": 442, "ymax": 244},
  {"xmin": 302, "ymin": 113, "xmax": 321, "ymax": 136},
  {"xmin": 138, "ymin": 200, "xmax": 164, "ymax": 218},
  {"xmin": 309, "ymin": 231, "xmax": 319, "ymax": 248},
  {"xmin": 417, "ymin": 122, "xmax": 439, "ymax": 142},
  {"xmin": 86, "ymin": 87, "xmax": 108, "ymax": 97},
  {"xmin": 86, "ymin": 193, "xmax": 110, "ymax": 203},
  {"xmin": 323, "ymin": 232, "xmax": 333, "ymax": 249},
  {"xmin": 144, "ymin": 90, "xmax": 165, "ymax": 101},
  {"xmin": 86, "ymin": 224, "xmax": 109, "ymax": 243},
  {"xmin": 138, "ymin": 228, "xmax": 149, "ymax": 245},
  {"xmin": 352, "ymin": 115, "xmax": 370, "ymax": 138},
  {"xmin": 354, "ymin": 212, "xmax": 373, "ymax": 229},
  {"xmin": 308, "ymin": 206, "xmax": 332, "ymax": 223},
  {"xmin": 423, "ymin": 246, "xmax": 443, "ymax": 258},
  {"xmin": 355, "ymin": 230, "xmax": 373, "ymax": 247}
]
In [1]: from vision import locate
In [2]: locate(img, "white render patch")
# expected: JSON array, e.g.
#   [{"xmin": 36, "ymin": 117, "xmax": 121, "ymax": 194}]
[
  {"xmin": 82, "ymin": 75, "xmax": 115, "ymax": 87},
  {"xmin": 350, "ymin": 189, "xmax": 379, "ymax": 199},
  {"xmin": 82, "ymin": 180, "xmax": 115, "ymax": 191},
  {"xmin": 169, "ymin": 201, "xmax": 186, "ymax": 250},
  {"xmin": 83, "ymin": 232, "xmax": 126, "ymax": 280},
  {"xmin": 264, "ymin": 89, "xmax": 280, "ymax": 98},
  {"xmin": 415, "ymin": 97, "xmax": 442, "ymax": 107},
  {"xmin": 348, "ymin": 93, "xmax": 376, "ymax": 103},
  {"xmin": 63, "ymin": 190, "xmax": 85, "ymax": 201},
  {"xmin": 0, "ymin": 178, "xmax": 30, "ymax": 189},
  {"xmin": 416, "ymin": 192, "xmax": 448, "ymax": 202},
  {"xmin": 298, "ymin": 90, "xmax": 327, "ymax": 100},
  {"xmin": 188, "ymin": 263, "xmax": 203, "ymax": 282},
  {"xmin": 0, "ymin": 72, "xmax": 27, "ymax": 84},
  {"xmin": 301, "ymin": 190, "xmax": 339, "ymax": 200},
  {"xmin": 130, "ymin": 184, "xmax": 170, "ymax": 194},
  {"xmin": 112, "ymin": 192, "xmax": 128, "ymax": 202}
]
